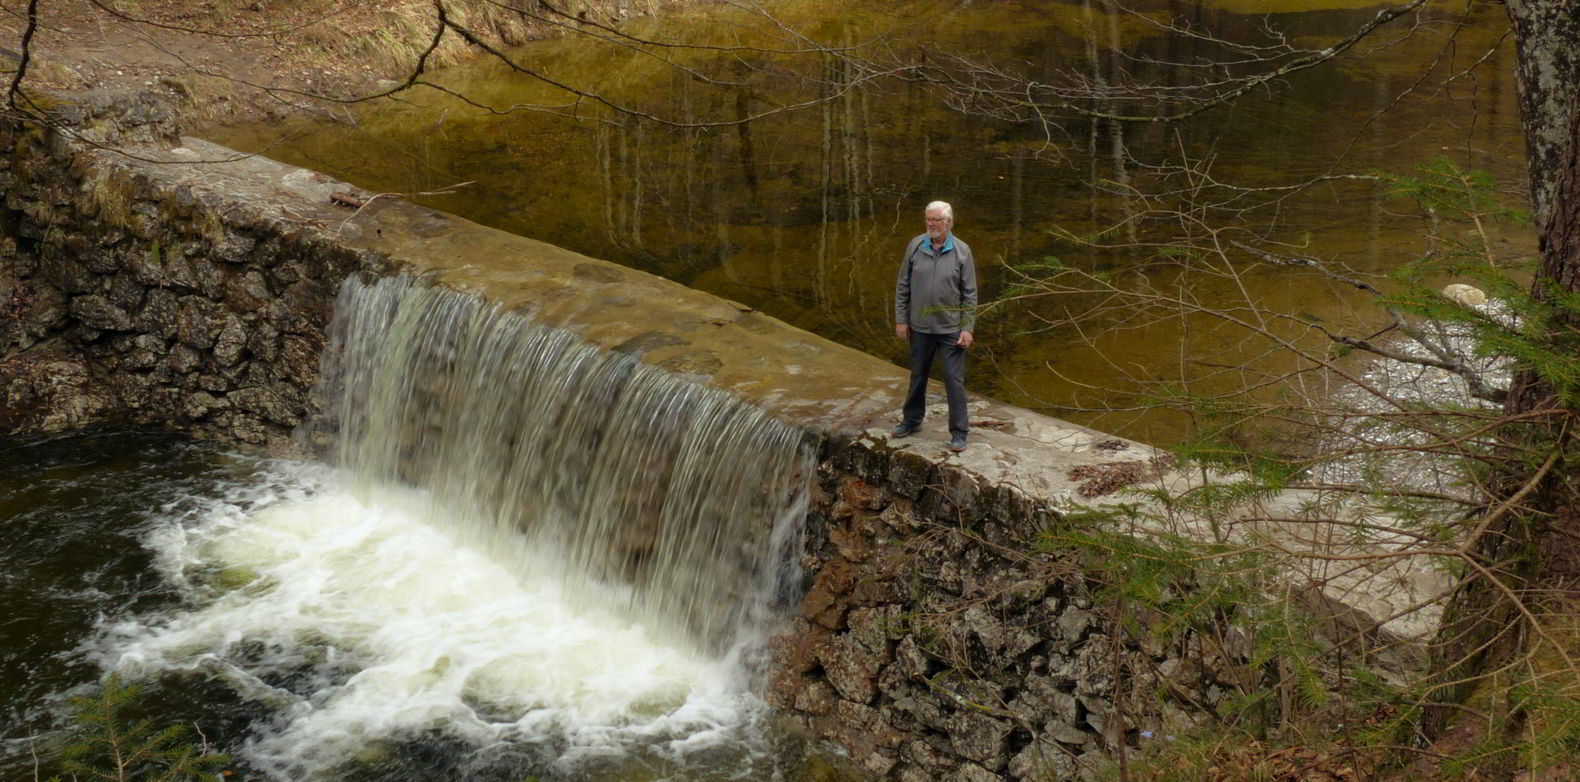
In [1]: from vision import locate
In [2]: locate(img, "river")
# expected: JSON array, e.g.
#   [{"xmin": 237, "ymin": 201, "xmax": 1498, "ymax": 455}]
[
  {"xmin": 209, "ymin": 0, "xmax": 1529, "ymax": 443},
  {"xmin": 2, "ymin": 1, "xmax": 1531, "ymax": 779}
]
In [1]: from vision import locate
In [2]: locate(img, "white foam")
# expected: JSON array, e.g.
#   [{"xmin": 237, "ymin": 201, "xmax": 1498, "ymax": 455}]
[{"xmin": 95, "ymin": 462, "xmax": 768, "ymax": 779}]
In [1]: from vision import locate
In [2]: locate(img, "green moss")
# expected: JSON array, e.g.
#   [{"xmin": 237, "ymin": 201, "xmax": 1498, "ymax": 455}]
[{"xmin": 82, "ymin": 166, "xmax": 138, "ymax": 225}]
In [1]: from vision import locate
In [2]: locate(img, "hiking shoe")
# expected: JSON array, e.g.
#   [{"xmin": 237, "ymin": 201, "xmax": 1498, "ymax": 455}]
[
  {"xmin": 891, "ymin": 423, "xmax": 920, "ymax": 438},
  {"xmin": 948, "ymin": 435, "xmax": 967, "ymax": 453}
]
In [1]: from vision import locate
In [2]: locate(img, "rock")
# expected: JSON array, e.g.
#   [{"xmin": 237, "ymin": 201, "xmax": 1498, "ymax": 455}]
[
  {"xmin": 120, "ymin": 334, "xmax": 165, "ymax": 369},
  {"xmin": 949, "ymin": 710, "xmax": 1014, "ymax": 770},
  {"xmin": 956, "ymin": 763, "xmax": 1000, "ymax": 782},
  {"xmin": 225, "ymin": 269, "xmax": 271, "ymax": 311},
  {"xmin": 802, "ymin": 560, "xmax": 855, "ymax": 628},
  {"xmin": 69, "ymin": 324, "xmax": 104, "ymax": 343},
  {"xmin": 877, "ymin": 657, "xmax": 915, "ymax": 695},
  {"xmin": 21, "ymin": 285, "xmax": 68, "ymax": 334},
  {"xmin": 878, "ymin": 499, "xmax": 920, "ymax": 534},
  {"xmin": 901, "ymin": 738, "xmax": 956, "ymax": 778},
  {"xmin": 279, "ymin": 279, "xmax": 331, "ymax": 334},
  {"xmin": 828, "ymin": 520, "xmax": 868, "ymax": 559},
  {"xmin": 1079, "ymin": 695, "xmax": 1114, "ymax": 736},
  {"xmin": 1158, "ymin": 657, "xmax": 1202, "ymax": 688},
  {"xmin": 198, "ymin": 373, "xmax": 231, "ymax": 393},
  {"xmin": 894, "ymin": 635, "xmax": 929, "ymax": 679},
  {"xmin": 1057, "ymin": 607, "xmax": 1095, "ymax": 645},
  {"xmin": 1, "ymin": 359, "xmax": 112, "ymax": 432},
  {"xmin": 212, "ymin": 230, "xmax": 257, "ymax": 263},
  {"xmin": 161, "ymin": 248, "xmax": 200, "ymax": 290},
  {"xmin": 794, "ymin": 680, "xmax": 836, "ymax": 716},
  {"xmin": 1069, "ymin": 638, "xmax": 1114, "ymax": 695},
  {"xmin": 214, "ymin": 411, "xmax": 271, "ymax": 444},
  {"xmin": 279, "ymin": 333, "xmax": 321, "ymax": 386},
  {"xmin": 129, "ymin": 240, "xmax": 166, "ymax": 285},
  {"xmin": 175, "ymin": 296, "xmax": 221, "ymax": 349},
  {"xmin": 860, "ymin": 751, "xmax": 897, "ymax": 778},
  {"xmin": 1009, "ymin": 743, "xmax": 1087, "ymax": 782},
  {"xmin": 888, "ymin": 448, "xmax": 935, "ymax": 499},
  {"xmin": 107, "ymin": 273, "xmax": 146, "ymax": 311},
  {"xmin": 268, "ymin": 259, "xmax": 302, "ymax": 287},
  {"xmin": 110, "ymin": 372, "xmax": 156, "ymax": 409},
  {"xmin": 42, "ymin": 255, "xmax": 98, "ymax": 293},
  {"xmin": 848, "ymin": 607, "xmax": 890, "ymax": 655},
  {"xmin": 965, "ymin": 604, "xmax": 1023, "ymax": 659},
  {"xmin": 56, "ymin": 90, "xmax": 182, "ymax": 146},
  {"xmin": 840, "ymin": 476, "xmax": 886, "ymax": 510},
  {"xmin": 191, "ymin": 253, "xmax": 228, "ymax": 298},
  {"xmin": 921, "ymin": 462, "xmax": 983, "ymax": 522},
  {"xmin": 890, "ymin": 695, "xmax": 951, "ymax": 733},
  {"xmin": 839, "ymin": 699, "xmax": 902, "ymax": 748},
  {"xmin": 812, "ymin": 700, "xmax": 892, "ymax": 777},
  {"xmin": 213, "ymin": 315, "xmax": 247, "ymax": 366},
  {"xmin": 182, "ymin": 391, "xmax": 228, "ymax": 420},
  {"xmin": 245, "ymin": 319, "xmax": 280, "ymax": 362},
  {"xmin": 802, "ymin": 585, "xmax": 845, "ymax": 630},
  {"xmin": 229, "ymin": 383, "xmax": 303, "ymax": 427},
  {"xmin": 164, "ymin": 344, "xmax": 202, "ymax": 375},
  {"xmin": 69, "ymin": 295, "xmax": 133, "ymax": 330},
  {"xmin": 134, "ymin": 288, "xmax": 181, "ymax": 338},
  {"xmin": 70, "ymin": 236, "xmax": 120, "ymax": 274},
  {"xmin": 1442, "ymin": 283, "xmax": 1487, "ymax": 306},
  {"xmin": 820, "ymin": 635, "xmax": 879, "ymax": 704},
  {"xmin": 778, "ymin": 625, "xmax": 832, "ymax": 674},
  {"xmin": 850, "ymin": 566, "xmax": 909, "ymax": 604}
]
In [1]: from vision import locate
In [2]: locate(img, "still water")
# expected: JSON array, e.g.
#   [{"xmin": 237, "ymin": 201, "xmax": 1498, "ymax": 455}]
[{"xmin": 209, "ymin": 0, "xmax": 1529, "ymax": 442}]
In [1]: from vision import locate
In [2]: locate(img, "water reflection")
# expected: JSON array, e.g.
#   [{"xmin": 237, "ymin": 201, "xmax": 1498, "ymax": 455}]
[{"xmin": 207, "ymin": 0, "xmax": 1527, "ymax": 442}]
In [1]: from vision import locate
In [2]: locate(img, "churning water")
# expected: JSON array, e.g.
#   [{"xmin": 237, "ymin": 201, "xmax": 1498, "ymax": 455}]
[{"xmin": 3, "ymin": 277, "xmax": 818, "ymax": 781}]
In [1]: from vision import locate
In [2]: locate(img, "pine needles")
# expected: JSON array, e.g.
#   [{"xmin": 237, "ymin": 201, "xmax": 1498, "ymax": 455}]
[{"xmin": 48, "ymin": 675, "xmax": 229, "ymax": 782}]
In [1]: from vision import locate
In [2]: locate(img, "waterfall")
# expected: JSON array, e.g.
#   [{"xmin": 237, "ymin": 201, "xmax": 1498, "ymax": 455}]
[{"xmin": 317, "ymin": 275, "xmax": 815, "ymax": 657}]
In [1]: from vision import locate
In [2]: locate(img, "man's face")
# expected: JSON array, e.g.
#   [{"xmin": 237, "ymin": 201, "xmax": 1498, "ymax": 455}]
[{"xmin": 925, "ymin": 211, "xmax": 951, "ymax": 241}]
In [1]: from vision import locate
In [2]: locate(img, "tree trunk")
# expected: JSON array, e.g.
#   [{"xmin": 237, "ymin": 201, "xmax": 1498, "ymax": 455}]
[{"xmin": 1419, "ymin": 0, "xmax": 1580, "ymax": 747}]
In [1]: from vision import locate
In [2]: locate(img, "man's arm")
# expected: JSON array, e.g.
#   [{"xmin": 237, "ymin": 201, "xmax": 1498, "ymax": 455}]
[
  {"xmin": 896, "ymin": 237, "xmax": 919, "ymax": 339},
  {"xmin": 958, "ymin": 244, "xmax": 979, "ymax": 347}
]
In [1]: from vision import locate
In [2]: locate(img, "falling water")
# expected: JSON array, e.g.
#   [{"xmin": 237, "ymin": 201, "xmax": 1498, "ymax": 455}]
[
  {"xmin": 322, "ymin": 275, "xmax": 815, "ymax": 656},
  {"xmin": 65, "ymin": 275, "xmax": 819, "ymax": 780}
]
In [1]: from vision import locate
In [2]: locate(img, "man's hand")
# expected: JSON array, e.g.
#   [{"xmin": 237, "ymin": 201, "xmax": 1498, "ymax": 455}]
[
  {"xmin": 957, "ymin": 331, "xmax": 974, "ymax": 348},
  {"xmin": 896, "ymin": 323, "xmax": 911, "ymax": 340}
]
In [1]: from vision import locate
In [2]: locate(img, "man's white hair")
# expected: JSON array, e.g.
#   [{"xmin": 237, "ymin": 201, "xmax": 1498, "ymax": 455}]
[{"xmin": 925, "ymin": 200, "xmax": 954, "ymax": 221}]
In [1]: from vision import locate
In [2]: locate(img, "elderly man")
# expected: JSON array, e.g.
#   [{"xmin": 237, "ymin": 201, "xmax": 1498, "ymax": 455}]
[{"xmin": 893, "ymin": 200, "xmax": 978, "ymax": 452}]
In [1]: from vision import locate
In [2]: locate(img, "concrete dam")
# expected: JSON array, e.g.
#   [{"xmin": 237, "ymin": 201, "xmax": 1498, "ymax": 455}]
[{"xmin": 0, "ymin": 94, "xmax": 1446, "ymax": 781}]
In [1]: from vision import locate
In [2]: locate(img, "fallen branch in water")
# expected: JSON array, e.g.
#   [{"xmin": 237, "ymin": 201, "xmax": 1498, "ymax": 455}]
[{"xmin": 334, "ymin": 180, "xmax": 476, "ymax": 235}]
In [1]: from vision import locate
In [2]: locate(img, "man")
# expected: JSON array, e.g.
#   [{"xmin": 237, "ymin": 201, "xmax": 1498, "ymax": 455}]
[{"xmin": 893, "ymin": 200, "xmax": 978, "ymax": 452}]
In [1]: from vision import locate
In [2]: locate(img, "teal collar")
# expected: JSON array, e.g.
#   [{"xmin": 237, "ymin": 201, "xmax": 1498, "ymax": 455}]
[{"xmin": 924, "ymin": 233, "xmax": 954, "ymax": 254}]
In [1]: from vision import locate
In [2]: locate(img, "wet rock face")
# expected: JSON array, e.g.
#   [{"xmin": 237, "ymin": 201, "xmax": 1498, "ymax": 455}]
[
  {"xmin": 773, "ymin": 440, "xmax": 1248, "ymax": 781},
  {"xmin": 0, "ymin": 103, "xmax": 359, "ymax": 448}
]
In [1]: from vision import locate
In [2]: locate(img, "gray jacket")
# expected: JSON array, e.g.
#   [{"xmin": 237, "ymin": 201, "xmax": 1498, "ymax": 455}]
[{"xmin": 895, "ymin": 233, "xmax": 978, "ymax": 334}]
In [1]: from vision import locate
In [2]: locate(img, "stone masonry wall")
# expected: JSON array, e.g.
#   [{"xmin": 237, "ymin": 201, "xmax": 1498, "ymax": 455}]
[
  {"xmin": 771, "ymin": 435, "xmax": 1263, "ymax": 782},
  {"xmin": 0, "ymin": 92, "xmax": 375, "ymax": 447}
]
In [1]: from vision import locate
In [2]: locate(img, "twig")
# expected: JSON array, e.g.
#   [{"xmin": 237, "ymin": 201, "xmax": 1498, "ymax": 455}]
[
  {"xmin": 333, "ymin": 180, "xmax": 476, "ymax": 235},
  {"xmin": 6, "ymin": 0, "xmax": 37, "ymax": 109}
]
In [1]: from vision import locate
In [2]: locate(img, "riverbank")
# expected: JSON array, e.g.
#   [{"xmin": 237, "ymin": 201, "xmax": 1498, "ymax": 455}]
[{"xmin": 0, "ymin": 0, "xmax": 690, "ymax": 123}]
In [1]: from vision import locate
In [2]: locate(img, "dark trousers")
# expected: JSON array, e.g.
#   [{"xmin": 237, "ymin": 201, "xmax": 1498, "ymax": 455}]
[{"xmin": 903, "ymin": 330, "xmax": 968, "ymax": 437}]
